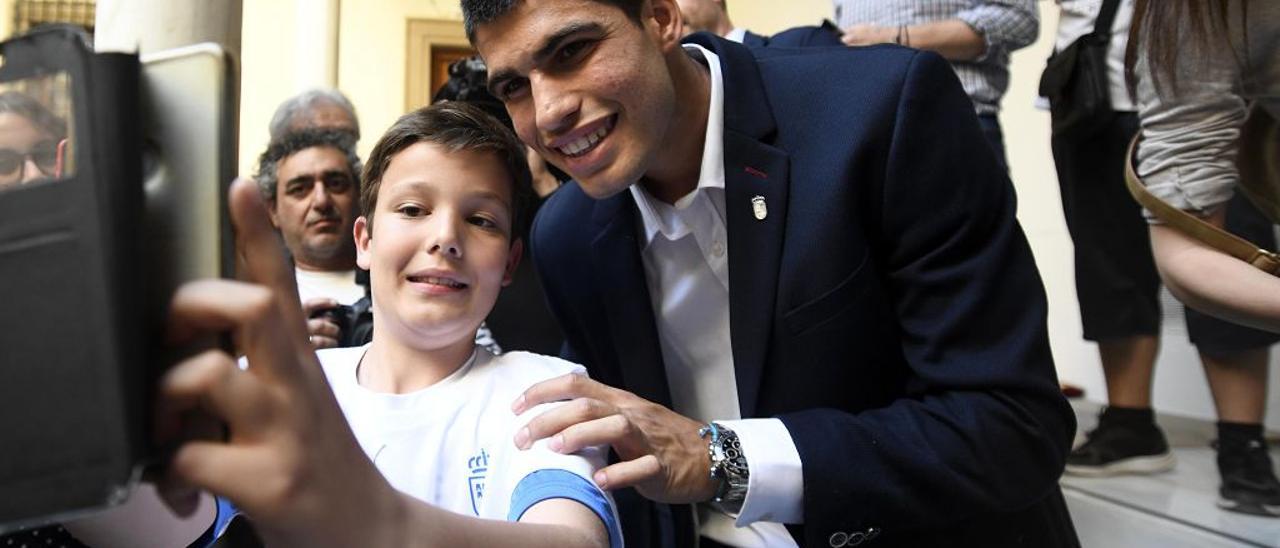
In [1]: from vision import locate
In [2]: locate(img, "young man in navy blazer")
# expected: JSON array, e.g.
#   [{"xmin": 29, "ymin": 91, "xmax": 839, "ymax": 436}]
[{"xmin": 465, "ymin": 0, "xmax": 1079, "ymax": 546}]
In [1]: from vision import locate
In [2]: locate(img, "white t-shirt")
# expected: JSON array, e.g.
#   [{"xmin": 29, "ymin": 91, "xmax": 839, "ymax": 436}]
[
  {"xmin": 295, "ymin": 268, "xmax": 365, "ymax": 306},
  {"xmin": 317, "ymin": 345, "xmax": 622, "ymax": 547}
]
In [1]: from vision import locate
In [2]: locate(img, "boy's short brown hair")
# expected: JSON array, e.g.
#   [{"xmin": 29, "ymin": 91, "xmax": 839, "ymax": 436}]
[{"xmin": 360, "ymin": 101, "xmax": 535, "ymax": 242}]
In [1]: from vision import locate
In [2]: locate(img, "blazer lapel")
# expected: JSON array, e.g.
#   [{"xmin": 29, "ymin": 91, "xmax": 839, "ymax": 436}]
[
  {"xmin": 698, "ymin": 33, "xmax": 792, "ymax": 418},
  {"xmin": 589, "ymin": 194, "xmax": 674, "ymax": 409},
  {"xmin": 724, "ymin": 134, "xmax": 789, "ymax": 418}
]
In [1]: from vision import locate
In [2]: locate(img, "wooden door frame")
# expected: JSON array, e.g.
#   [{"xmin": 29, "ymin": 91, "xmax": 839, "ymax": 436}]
[{"xmin": 405, "ymin": 18, "xmax": 470, "ymax": 111}]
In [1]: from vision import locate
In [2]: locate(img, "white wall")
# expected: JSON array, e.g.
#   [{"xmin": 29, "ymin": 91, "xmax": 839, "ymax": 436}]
[
  {"xmin": 729, "ymin": 0, "xmax": 832, "ymax": 34},
  {"xmin": 240, "ymin": 0, "xmax": 463, "ymax": 177}
]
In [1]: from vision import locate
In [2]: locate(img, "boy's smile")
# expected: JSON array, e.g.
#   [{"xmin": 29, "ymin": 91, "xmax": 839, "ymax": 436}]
[
  {"xmin": 355, "ymin": 142, "xmax": 522, "ymax": 352},
  {"xmin": 405, "ymin": 267, "xmax": 469, "ymax": 295}
]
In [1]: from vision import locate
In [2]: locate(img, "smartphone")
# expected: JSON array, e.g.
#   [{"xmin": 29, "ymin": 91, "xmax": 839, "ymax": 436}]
[{"xmin": 0, "ymin": 31, "xmax": 236, "ymax": 534}]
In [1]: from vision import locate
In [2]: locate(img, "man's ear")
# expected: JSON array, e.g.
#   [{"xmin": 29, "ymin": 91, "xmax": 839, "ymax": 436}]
[
  {"xmin": 502, "ymin": 238, "xmax": 524, "ymax": 287},
  {"xmin": 354, "ymin": 216, "xmax": 373, "ymax": 270},
  {"xmin": 648, "ymin": 0, "xmax": 685, "ymax": 53},
  {"xmin": 267, "ymin": 199, "xmax": 281, "ymax": 229}
]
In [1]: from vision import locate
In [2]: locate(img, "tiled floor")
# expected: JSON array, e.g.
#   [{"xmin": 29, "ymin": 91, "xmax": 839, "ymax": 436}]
[{"xmin": 1064, "ymin": 402, "xmax": 1280, "ymax": 547}]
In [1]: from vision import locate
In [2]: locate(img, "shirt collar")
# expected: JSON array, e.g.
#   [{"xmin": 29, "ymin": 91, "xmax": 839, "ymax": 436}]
[
  {"xmin": 630, "ymin": 43, "xmax": 726, "ymax": 246},
  {"xmin": 724, "ymin": 28, "xmax": 747, "ymax": 43}
]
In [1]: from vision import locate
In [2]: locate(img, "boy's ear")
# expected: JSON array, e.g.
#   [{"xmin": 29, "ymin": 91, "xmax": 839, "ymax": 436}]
[
  {"xmin": 354, "ymin": 216, "xmax": 373, "ymax": 270},
  {"xmin": 502, "ymin": 238, "xmax": 524, "ymax": 287}
]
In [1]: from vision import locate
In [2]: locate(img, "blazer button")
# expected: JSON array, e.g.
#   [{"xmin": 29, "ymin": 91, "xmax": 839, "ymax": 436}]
[{"xmin": 828, "ymin": 532, "xmax": 848, "ymax": 547}]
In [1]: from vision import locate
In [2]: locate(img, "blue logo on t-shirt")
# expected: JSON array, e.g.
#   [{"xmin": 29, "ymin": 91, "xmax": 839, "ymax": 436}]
[{"xmin": 467, "ymin": 448, "xmax": 490, "ymax": 515}]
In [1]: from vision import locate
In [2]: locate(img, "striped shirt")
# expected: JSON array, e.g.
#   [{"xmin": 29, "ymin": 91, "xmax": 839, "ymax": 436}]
[{"xmin": 834, "ymin": 0, "xmax": 1039, "ymax": 114}]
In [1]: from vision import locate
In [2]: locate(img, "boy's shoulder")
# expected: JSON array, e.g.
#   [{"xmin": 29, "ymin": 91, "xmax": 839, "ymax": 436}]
[{"xmin": 477, "ymin": 350, "xmax": 586, "ymax": 388}]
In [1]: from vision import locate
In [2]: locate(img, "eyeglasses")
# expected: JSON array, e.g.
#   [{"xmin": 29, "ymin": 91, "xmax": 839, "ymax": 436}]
[{"xmin": 0, "ymin": 140, "xmax": 59, "ymax": 176}]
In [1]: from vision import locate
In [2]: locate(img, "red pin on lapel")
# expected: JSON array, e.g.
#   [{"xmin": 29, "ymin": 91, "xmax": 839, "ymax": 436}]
[{"xmin": 744, "ymin": 166, "xmax": 769, "ymax": 179}]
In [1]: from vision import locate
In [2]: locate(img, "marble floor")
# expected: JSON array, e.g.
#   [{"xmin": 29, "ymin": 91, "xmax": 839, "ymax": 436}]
[{"xmin": 1064, "ymin": 402, "xmax": 1280, "ymax": 547}]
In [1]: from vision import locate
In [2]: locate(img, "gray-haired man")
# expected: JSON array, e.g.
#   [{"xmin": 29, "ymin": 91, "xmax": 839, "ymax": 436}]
[{"xmin": 269, "ymin": 88, "xmax": 361, "ymax": 142}]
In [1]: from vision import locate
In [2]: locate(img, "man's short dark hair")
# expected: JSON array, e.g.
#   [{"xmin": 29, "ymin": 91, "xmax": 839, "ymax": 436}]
[
  {"xmin": 254, "ymin": 128, "xmax": 362, "ymax": 204},
  {"xmin": 361, "ymin": 101, "xmax": 534, "ymax": 243},
  {"xmin": 462, "ymin": 0, "xmax": 644, "ymax": 42}
]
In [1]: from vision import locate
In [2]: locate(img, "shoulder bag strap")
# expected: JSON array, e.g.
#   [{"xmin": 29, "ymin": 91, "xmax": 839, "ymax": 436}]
[
  {"xmin": 1125, "ymin": 136, "xmax": 1280, "ymax": 275},
  {"xmin": 1093, "ymin": 0, "xmax": 1123, "ymax": 39}
]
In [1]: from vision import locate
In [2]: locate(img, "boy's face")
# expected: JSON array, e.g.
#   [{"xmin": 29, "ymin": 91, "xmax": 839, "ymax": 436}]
[
  {"xmin": 475, "ymin": 0, "xmax": 682, "ymax": 200},
  {"xmin": 269, "ymin": 146, "xmax": 358, "ymax": 269},
  {"xmin": 354, "ymin": 142, "xmax": 521, "ymax": 348}
]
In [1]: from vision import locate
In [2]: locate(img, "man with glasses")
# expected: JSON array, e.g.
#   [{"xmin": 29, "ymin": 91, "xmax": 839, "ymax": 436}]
[{"xmin": 0, "ymin": 91, "xmax": 66, "ymax": 188}]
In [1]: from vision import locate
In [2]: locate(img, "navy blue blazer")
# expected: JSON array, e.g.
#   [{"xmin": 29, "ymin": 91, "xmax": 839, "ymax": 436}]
[
  {"xmin": 741, "ymin": 22, "xmax": 843, "ymax": 49},
  {"xmin": 530, "ymin": 34, "xmax": 1078, "ymax": 547}
]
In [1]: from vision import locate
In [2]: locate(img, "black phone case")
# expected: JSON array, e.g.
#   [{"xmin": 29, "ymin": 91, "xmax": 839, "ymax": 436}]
[{"xmin": 0, "ymin": 26, "xmax": 145, "ymax": 530}]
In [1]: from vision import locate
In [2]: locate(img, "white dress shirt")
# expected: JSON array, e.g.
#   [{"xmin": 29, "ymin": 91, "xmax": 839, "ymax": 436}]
[{"xmin": 627, "ymin": 45, "xmax": 803, "ymax": 548}]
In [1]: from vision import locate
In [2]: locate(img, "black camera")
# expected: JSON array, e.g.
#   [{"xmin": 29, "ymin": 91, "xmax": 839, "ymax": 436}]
[{"xmin": 310, "ymin": 295, "xmax": 374, "ymax": 348}]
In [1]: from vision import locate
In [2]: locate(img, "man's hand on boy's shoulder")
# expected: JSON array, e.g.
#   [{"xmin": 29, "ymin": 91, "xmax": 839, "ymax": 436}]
[
  {"xmin": 512, "ymin": 373, "xmax": 717, "ymax": 505},
  {"xmin": 154, "ymin": 179, "xmax": 402, "ymax": 548}
]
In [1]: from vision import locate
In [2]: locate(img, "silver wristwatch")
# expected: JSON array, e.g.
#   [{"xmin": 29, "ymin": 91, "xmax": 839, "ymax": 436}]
[{"xmin": 699, "ymin": 422, "xmax": 749, "ymax": 513}]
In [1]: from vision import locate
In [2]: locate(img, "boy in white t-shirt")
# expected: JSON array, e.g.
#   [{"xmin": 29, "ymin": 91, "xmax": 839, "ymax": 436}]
[{"xmin": 155, "ymin": 102, "xmax": 619, "ymax": 548}]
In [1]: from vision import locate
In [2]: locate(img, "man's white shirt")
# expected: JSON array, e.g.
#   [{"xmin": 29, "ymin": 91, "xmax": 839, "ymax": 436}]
[
  {"xmin": 295, "ymin": 268, "xmax": 365, "ymax": 305},
  {"xmin": 626, "ymin": 44, "xmax": 804, "ymax": 548}
]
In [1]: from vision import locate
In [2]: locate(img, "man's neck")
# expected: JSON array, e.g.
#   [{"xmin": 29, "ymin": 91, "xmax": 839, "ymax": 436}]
[
  {"xmin": 358, "ymin": 328, "xmax": 477, "ymax": 395},
  {"xmin": 294, "ymin": 257, "xmax": 357, "ymax": 273},
  {"xmin": 640, "ymin": 48, "xmax": 712, "ymax": 205}
]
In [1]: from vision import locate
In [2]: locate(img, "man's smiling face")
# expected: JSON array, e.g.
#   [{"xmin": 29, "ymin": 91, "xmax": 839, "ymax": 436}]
[{"xmin": 475, "ymin": 0, "xmax": 683, "ymax": 199}]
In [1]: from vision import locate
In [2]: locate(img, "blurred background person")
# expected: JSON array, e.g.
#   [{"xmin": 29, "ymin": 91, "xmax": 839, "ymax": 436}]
[
  {"xmin": 1049, "ymin": 4, "xmax": 1280, "ymax": 516},
  {"xmin": 834, "ymin": 0, "xmax": 1039, "ymax": 171},
  {"xmin": 268, "ymin": 87, "xmax": 360, "ymax": 143},
  {"xmin": 1128, "ymin": 0, "xmax": 1280, "ymax": 517},
  {"xmin": 1045, "ymin": 0, "xmax": 1174, "ymax": 478},
  {"xmin": 255, "ymin": 128, "xmax": 368, "ymax": 349},
  {"xmin": 0, "ymin": 90, "xmax": 66, "ymax": 188}
]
